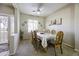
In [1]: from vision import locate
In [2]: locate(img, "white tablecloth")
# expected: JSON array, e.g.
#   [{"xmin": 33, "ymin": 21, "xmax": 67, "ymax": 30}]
[{"xmin": 37, "ymin": 32, "xmax": 56, "ymax": 48}]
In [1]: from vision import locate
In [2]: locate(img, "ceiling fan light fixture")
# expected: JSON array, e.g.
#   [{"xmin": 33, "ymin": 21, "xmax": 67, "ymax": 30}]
[{"xmin": 37, "ymin": 11, "xmax": 40, "ymax": 14}]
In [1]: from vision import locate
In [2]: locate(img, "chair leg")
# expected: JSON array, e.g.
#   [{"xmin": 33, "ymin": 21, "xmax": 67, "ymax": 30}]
[
  {"xmin": 34, "ymin": 41, "xmax": 38, "ymax": 51},
  {"xmin": 36, "ymin": 41, "xmax": 41, "ymax": 50},
  {"xmin": 36, "ymin": 42, "xmax": 39, "ymax": 50},
  {"xmin": 54, "ymin": 47, "xmax": 56, "ymax": 56},
  {"xmin": 60, "ymin": 46, "xmax": 63, "ymax": 54}
]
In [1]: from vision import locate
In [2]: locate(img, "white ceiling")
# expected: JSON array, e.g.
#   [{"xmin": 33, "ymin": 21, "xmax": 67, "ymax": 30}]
[{"xmin": 13, "ymin": 3, "xmax": 69, "ymax": 17}]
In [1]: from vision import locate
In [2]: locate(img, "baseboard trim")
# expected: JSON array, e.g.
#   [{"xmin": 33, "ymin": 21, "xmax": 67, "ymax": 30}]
[
  {"xmin": 74, "ymin": 49, "xmax": 79, "ymax": 52},
  {"xmin": 63, "ymin": 43, "xmax": 79, "ymax": 53},
  {"xmin": 63, "ymin": 42, "xmax": 74, "ymax": 49}
]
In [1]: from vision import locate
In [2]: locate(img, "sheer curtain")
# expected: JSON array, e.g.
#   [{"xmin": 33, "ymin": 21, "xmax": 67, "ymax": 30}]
[{"xmin": 28, "ymin": 20, "xmax": 38, "ymax": 32}]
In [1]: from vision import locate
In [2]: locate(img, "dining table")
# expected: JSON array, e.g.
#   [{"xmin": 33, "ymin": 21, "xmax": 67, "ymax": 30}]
[{"xmin": 37, "ymin": 32, "xmax": 56, "ymax": 48}]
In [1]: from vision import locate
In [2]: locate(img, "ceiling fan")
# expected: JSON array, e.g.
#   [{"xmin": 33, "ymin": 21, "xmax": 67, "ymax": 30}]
[{"xmin": 32, "ymin": 3, "xmax": 43, "ymax": 14}]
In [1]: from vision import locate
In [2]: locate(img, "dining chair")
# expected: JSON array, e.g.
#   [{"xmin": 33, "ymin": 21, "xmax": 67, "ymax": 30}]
[
  {"xmin": 45, "ymin": 29, "xmax": 50, "ymax": 33},
  {"xmin": 31, "ymin": 31, "xmax": 41, "ymax": 50},
  {"xmin": 48, "ymin": 31, "xmax": 64, "ymax": 56},
  {"xmin": 51, "ymin": 30, "xmax": 56, "ymax": 34}
]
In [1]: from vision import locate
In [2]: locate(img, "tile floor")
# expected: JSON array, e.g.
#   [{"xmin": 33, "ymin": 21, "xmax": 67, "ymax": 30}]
[{"xmin": 14, "ymin": 39, "xmax": 79, "ymax": 56}]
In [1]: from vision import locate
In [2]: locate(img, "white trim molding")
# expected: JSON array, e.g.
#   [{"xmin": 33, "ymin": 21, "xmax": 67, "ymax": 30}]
[
  {"xmin": 63, "ymin": 42, "xmax": 74, "ymax": 49},
  {"xmin": 63, "ymin": 42, "xmax": 79, "ymax": 52},
  {"xmin": 74, "ymin": 49, "xmax": 79, "ymax": 52}
]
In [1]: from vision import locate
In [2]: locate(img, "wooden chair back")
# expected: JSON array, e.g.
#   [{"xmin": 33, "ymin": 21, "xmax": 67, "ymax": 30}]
[
  {"xmin": 34, "ymin": 31, "xmax": 37, "ymax": 40},
  {"xmin": 55, "ymin": 31, "xmax": 64, "ymax": 47},
  {"xmin": 31, "ymin": 31, "xmax": 37, "ymax": 40},
  {"xmin": 51, "ymin": 30, "xmax": 56, "ymax": 34},
  {"xmin": 31, "ymin": 31, "xmax": 38, "ymax": 50},
  {"xmin": 45, "ymin": 29, "xmax": 50, "ymax": 33},
  {"xmin": 31, "ymin": 31, "xmax": 33, "ymax": 40}
]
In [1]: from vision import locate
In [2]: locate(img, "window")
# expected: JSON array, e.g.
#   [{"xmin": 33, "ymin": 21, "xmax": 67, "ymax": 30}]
[
  {"xmin": 0, "ymin": 16, "xmax": 8, "ymax": 31},
  {"xmin": 0, "ymin": 16, "xmax": 8, "ymax": 43},
  {"xmin": 28, "ymin": 20, "xmax": 38, "ymax": 32}
]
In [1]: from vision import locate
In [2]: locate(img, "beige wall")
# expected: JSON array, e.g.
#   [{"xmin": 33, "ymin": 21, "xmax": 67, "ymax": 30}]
[
  {"xmin": 20, "ymin": 13, "xmax": 45, "ymax": 39},
  {"xmin": 46, "ymin": 4, "xmax": 75, "ymax": 48},
  {"xmin": 0, "ymin": 4, "xmax": 14, "ymax": 15},
  {"xmin": 74, "ymin": 4, "xmax": 79, "ymax": 50}
]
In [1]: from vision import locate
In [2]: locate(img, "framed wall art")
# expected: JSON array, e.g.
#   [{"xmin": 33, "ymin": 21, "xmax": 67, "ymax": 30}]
[{"xmin": 49, "ymin": 18, "xmax": 62, "ymax": 26}]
